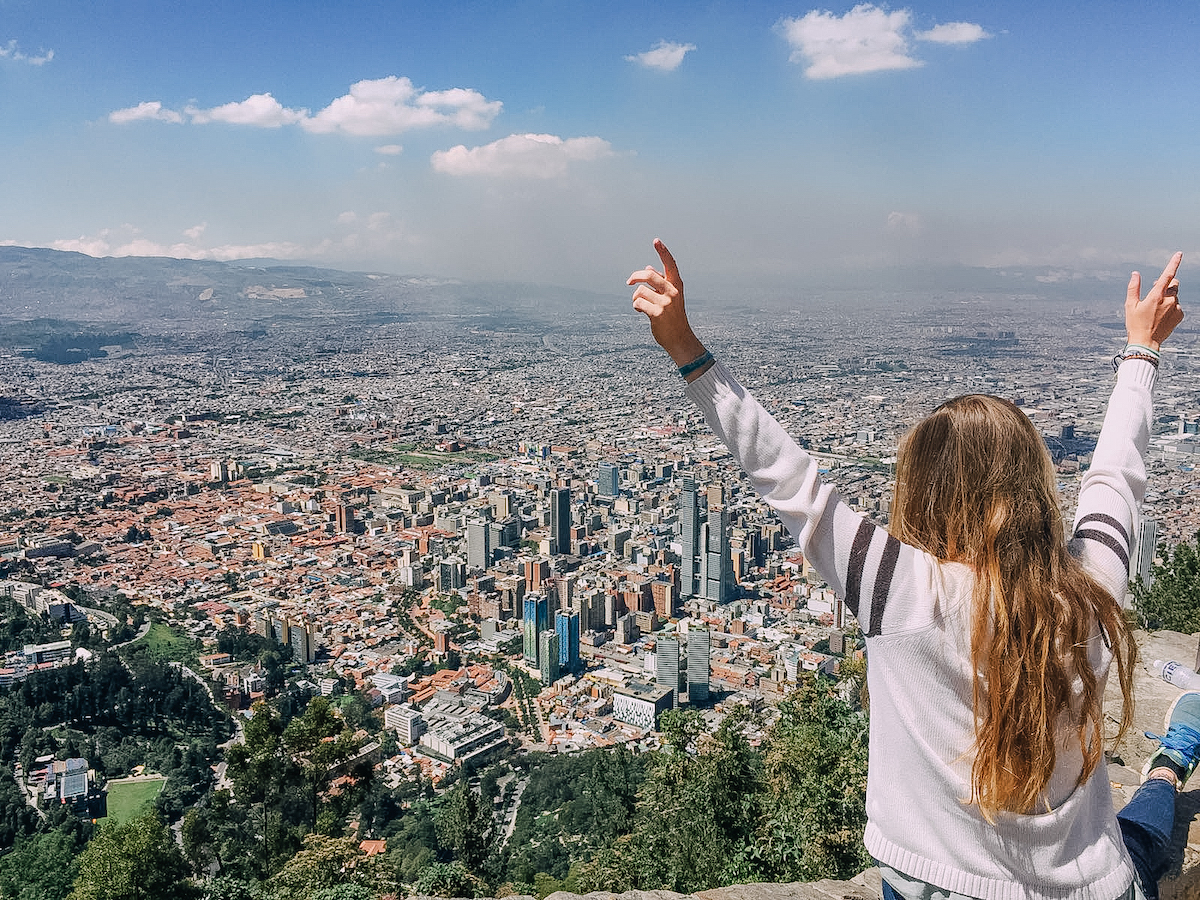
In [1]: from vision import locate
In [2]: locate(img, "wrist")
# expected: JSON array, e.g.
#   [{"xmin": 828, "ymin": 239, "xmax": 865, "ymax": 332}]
[{"xmin": 665, "ymin": 333, "xmax": 707, "ymax": 368}]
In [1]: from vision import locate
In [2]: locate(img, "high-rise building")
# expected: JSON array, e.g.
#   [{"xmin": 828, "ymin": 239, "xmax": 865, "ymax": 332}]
[
  {"xmin": 335, "ymin": 503, "xmax": 355, "ymax": 534},
  {"xmin": 598, "ymin": 462, "xmax": 620, "ymax": 498},
  {"xmin": 439, "ymin": 558, "xmax": 465, "ymax": 592},
  {"xmin": 556, "ymin": 609, "xmax": 580, "ymax": 673},
  {"xmin": 466, "ymin": 518, "xmax": 492, "ymax": 570},
  {"xmin": 525, "ymin": 558, "xmax": 550, "ymax": 593},
  {"xmin": 1134, "ymin": 517, "xmax": 1159, "ymax": 593},
  {"xmin": 687, "ymin": 624, "xmax": 711, "ymax": 702},
  {"xmin": 539, "ymin": 630, "xmax": 560, "ymax": 684},
  {"xmin": 656, "ymin": 634, "xmax": 679, "ymax": 707},
  {"xmin": 549, "ymin": 488, "xmax": 571, "ymax": 555},
  {"xmin": 679, "ymin": 475, "xmax": 702, "ymax": 598},
  {"xmin": 523, "ymin": 593, "xmax": 549, "ymax": 666},
  {"xmin": 651, "ymin": 578, "xmax": 677, "ymax": 620},
  {"xmin": 287, "ymin": 620, "xmax": 317, "ymax": 664},
  {"xmin": 702, "ymin": 506, "xmax": 733, "ymax": 603}
]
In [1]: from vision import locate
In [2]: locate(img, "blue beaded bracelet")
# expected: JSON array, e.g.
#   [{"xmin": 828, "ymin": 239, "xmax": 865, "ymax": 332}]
[{"xmin": 678, "ymin": 350, "xmax": 713, "ymax": 378}]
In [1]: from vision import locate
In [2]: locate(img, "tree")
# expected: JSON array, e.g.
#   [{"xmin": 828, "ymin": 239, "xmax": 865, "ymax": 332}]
[
  {"xmin": 269, "ymin": 834, "xmax": 389, "ymax": 900},
  {"xmin": 434, "ymin": 778, "xmax": 492, "ymax": 872},
  {"xmin": 1133, "ymin": 532, "xmax": 1200, "ymax": 632},
  {"xmin": 414, "ymin": 861, "xmax": 476, "ymax": 898},
  {"xmin": 66, "ymin": 812, "xmax": 198, "ymax": 900},
  {"xmin": 576, "ymin": 709, "xmax": 763, "ymax": 894},
  {"xmin": 0, "ymin": 826, "xmax": 84, "ymax": 900},
  {"xmin": 752, "ymin": 673, "xmax": 871, "ymax": 882}
]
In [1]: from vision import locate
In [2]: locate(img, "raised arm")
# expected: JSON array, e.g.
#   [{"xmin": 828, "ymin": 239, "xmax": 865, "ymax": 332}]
[
  {"xmin": 628, "ymin": 240, "xmax": 939, "ymax": 635},
  {"xmin": 1071, "ymin": 252, "xmax": 1184, "ymax": 597}
]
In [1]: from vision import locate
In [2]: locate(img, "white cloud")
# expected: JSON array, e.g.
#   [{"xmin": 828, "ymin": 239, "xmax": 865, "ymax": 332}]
[
  {"xmin": 916, "ymin": 22, "xmax": 989, "ymax": 44},
  {"xmin": 301, "ymin": 76, "xmax": 501, "ymax": 136},
  {"xmin": 375, "ymin": 144, "xmax": 403, "ymax": 155},
  {"xmin": 431, "ymin": 133, "xmax": 614, "ymax": 178},
  {"xmin": 184, "ymin": 223, "xmax": 207, "ymax": 240},
  {"xmin": 109, "ymin": 76, "xmax": 501, "ymax": 137},
  {"xmin": 626, "ymin": 41, "xmax": 696, "ymax": 72},
  {"xmin": 109, "ymin": 101, "xmax": 184, "ymax": 125},
  {"xmin": 41, "ymin": 227, "xmax": 307, "ymax": 262},
  {"xmin": 0, "ymin": 40, "xmax": 53, "ymax": 65},
  {"xmin": 779, "ymin": 5, "xmax": 920, "ymax": 79},
  {"xmin": 187, "ymin": 93, "xmax": 308, "ymax": 127},
  {"xmin": 337, "ymin": 212, "xmax": 358, "ymax": 225}
]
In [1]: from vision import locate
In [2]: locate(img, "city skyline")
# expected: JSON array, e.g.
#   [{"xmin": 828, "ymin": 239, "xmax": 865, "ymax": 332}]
[{"xmin": 0, "ymin": 0, "xmax": 1195, "ymax": 294}]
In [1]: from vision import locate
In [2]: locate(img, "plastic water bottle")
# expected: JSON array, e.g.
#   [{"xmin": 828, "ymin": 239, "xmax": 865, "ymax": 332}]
[{"xmin": 1150, "ymin": 659, "xmax": 1200, "ymax": 690}]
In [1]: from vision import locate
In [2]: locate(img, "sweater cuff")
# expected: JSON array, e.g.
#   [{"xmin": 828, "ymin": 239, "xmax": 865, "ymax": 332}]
[
  {"xmin": 1115, "ymin": 356, "xmax": 1157, "ymax": 391},
  {"xmin": 684, "ymin": 358, "xmax": 729, "ymax": 405}
]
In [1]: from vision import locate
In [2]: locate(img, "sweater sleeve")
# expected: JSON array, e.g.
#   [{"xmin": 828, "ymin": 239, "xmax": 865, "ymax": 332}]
[
  {"xmin": 685, "ymin": 361, "xmax": 941, "ymax": 635},
  {"xmin": 1068, "ymin": 358, "xmax": 1157, "ymax": 601}
]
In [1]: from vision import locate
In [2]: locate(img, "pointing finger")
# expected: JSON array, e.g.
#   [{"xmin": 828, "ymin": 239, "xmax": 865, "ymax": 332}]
[
  {"xmin": 1151, "ymin": 252, "xmax": 1184, "ymax": 296},
  {"xmin": 654, "ymin": 239, "xmax": 682, "ymax": 286}
]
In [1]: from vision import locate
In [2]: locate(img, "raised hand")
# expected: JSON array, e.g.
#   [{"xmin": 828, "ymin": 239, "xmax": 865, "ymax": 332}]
[
  {"xmin": 627, "ymin": 238, "xmax": 707, "ymax": 368},
  {"xmin": 1126, "ymin": 252, "xmax": 1184, "ymax": 350}
]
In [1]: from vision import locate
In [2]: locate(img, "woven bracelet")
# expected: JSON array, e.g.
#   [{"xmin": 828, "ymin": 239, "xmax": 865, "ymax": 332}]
[{"xmin": 678, "ymin": 350, "xmax": 714, "ymax": 378}]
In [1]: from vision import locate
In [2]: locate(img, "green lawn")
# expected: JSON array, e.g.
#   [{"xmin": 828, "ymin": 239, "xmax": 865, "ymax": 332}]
[
  {"xmin": 102, "ymin": 777, "xmax": 167, "ymax": 823},
  {"xmin": 132, "ymin": 622, "xmax": 199, "ymax": 666}
]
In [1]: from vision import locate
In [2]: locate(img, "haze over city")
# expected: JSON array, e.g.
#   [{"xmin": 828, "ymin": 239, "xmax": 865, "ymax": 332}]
[{"xmin": 1, "ymin": 0, "xmax": 1197, "ymax": 294}]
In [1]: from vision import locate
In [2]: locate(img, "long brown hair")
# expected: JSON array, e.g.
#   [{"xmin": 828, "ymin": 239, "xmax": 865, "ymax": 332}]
[{"xmin": 890, "ymin": 394, "xmax": 1136, "ymax": 819}]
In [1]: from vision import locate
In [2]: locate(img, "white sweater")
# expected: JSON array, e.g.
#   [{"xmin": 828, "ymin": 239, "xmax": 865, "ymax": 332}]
[{"xmin": 685, "ymin": 358, "xmax": 1157, "ymax": 900}]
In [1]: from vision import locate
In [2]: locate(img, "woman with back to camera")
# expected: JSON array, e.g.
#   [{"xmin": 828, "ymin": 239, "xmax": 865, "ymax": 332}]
[{"xmin": 628, "ymin": 241, "xmax": 1190, "ymax": 900}]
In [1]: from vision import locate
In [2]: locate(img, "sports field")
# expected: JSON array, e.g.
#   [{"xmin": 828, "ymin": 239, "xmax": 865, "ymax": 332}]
[{"xmin": 102, "ymin": 776, "xmax": 167, "ymax": 823}]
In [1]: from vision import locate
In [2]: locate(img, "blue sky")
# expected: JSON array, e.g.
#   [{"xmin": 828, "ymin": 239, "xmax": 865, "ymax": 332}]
[{"xmin": 1, "ymin": 0, "xmax": 1196, "ymax": 291}]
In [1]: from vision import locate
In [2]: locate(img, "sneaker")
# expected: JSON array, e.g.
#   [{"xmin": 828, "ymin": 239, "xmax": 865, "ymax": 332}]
[{"xmin": 1143, "ymin": 691, "xmax": 1200, "ymax": 787}]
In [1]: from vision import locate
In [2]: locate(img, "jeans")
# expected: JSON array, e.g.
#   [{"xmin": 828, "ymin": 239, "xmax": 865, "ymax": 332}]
[
  {"xmin": 879, "ymin": 777, "xmax": 1177, "ymax": 900},
  {"xmin": 1117, "ymin": 777, "xmax": 1177, "ymax": 900}
]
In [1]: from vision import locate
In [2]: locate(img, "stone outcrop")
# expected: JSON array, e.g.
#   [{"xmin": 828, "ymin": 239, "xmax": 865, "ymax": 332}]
[{"xmin": 1109, "ymin": 630, "xmax": 1200, "ymax": 900}]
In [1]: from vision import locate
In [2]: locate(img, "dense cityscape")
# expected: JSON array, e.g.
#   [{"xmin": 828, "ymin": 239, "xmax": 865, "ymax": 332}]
[{"xmin": 0, "ymin": 265, "xmax": 1197, "ymax": 897}]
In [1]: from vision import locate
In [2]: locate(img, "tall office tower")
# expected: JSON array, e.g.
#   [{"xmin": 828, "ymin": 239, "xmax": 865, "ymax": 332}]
[
  {"xmin": 551, "ymin": 573, "xmax": 576, "ymax": 612},
  {"xmin": 679, "ymin": 475, "xmax": 702, "ymax": 598},
  {"xmin": 549, "ymin": 487, "xmax": 572, "ymax": 555},
  {"xmin": 523, "ymin": 593, "xmax": 549, "ymax": 666},
  {"xmin": 556, "ymin": 609, "xmax": 580, "ymax": 673},
  {"xmin": 438, "ymin": 558, "xmax": 466, "ymax": 592},
  {"xmin": 687, "ymin": 624, "xmax": 711, "ymax": 702},
  {"xmin": 539, "ymin": 630, "xmax": 560, "ymax": 684},
  {"xmin": 656, "ymin": 634, "xmax": 680, "ymax": 706},
  {"xmin": 702, "ymin": 506, "xmax": 734, "ymax": 603},
  {"xmin": 526, "ymin": 558, "xmax": 550, "ymax": 593},
  {"xmin": 598, "ymin": 462, "xmax": 620, "ymax": 498},
  {"xmin": 466, "ymin": 518, "xmax": 492, "ymax": 570},
  {"xmin": 335, "ymin": 503, "xmax": 355, "ymax": 533},
  {"xmin": 1134, "ymin": 517, "xmax": 1159, "ymax": 592},
  {"xmin": 581, "ymin": 591, "xmax": 605, "ymax": 631},
  {"xmin": 288, "ymin": 620, "xmax": 313, "ymax": 664},
  {"xmin": 706, "ymin": 483, "xmax": 724, "ymax": 510},
  {"xmin": 651, "ymin": 579, "xmax": 677, "ymax": 620}
]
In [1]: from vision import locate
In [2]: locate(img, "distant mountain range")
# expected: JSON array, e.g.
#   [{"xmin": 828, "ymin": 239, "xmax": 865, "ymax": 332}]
[
  {"xmin": 0, "ymin": 245, "xmax": 1144, "ymax": 337},
  {"xmin": 0, "ymin": 245, "xmax": 616, "ymax": 332}
]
